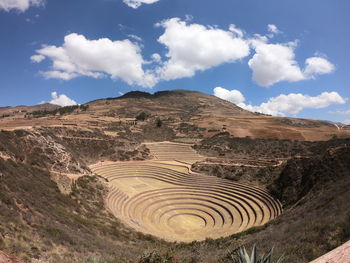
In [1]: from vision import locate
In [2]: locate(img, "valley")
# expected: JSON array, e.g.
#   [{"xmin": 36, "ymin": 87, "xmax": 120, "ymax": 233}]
[
  {"xmin": 0, "ymin": 90, "xmax": 349, "ymax": 262},
  {"xmin": 91, "ymin": 143, "xmax": 282, "ymax": 242}
]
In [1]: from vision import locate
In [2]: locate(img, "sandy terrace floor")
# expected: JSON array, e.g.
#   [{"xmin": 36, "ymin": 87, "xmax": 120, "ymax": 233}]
[{"xmin": 90, "ymin": 142, "xmax": 282, "ymax": 242}]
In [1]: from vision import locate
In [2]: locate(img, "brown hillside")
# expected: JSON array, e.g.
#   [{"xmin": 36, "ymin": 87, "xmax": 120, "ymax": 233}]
[
  {"xmin": 0, "ymin": 90, "xmax": 350, "ymax": 262},
  {"xmin": 1, "ymin": 90, "xmax": 348, "ymax": 141},
  {"xmin": 0, "ymin": 103, "xmax": 60, "ymax": 116}
]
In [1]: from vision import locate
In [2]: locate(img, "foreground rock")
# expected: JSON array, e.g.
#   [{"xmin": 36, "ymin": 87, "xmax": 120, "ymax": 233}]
[
  {"xmin": 0, "ymin": 251, "xmax": 23, "ymax": 263},
  {"xmin": 310, "ymin": 240, "xmax": 350, "ymax": 263}
]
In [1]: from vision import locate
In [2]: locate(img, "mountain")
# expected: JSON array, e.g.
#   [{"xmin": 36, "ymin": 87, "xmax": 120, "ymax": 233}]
[
  {"xmin": 1, "ymin": 90, "xmax": 349, "ymax": 141},
  {"xmin": 0, "ymin": 90, "xmax": 349, "ymax": 262}
]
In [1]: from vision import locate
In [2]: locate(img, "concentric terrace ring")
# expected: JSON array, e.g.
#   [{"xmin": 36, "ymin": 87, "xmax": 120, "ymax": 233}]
[{"xmin": 92, "ymin": 163, "xmax": 282, "ymax": 242}]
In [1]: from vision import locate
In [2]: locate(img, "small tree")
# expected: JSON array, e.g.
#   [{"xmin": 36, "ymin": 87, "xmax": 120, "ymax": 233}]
[
  {"xmin": 138, "ymin": 251, "xmax": 163, "ymax": 263},
  {"xmin": 80, "ymin": 104, "xmax": 89, "ymax": 111},
  {"xmin": 156, "ymin": 118, "xmax": 162, "ymax": 128},
  {"xmin": 136, "ymin": 112, "xmax": 149, "ymax": 121}
]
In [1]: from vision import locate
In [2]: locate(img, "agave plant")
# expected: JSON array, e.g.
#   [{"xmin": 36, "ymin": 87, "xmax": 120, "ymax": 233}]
[{"xmin": 230, "ymin": 245, "xmax": 284, "ymax": 263}]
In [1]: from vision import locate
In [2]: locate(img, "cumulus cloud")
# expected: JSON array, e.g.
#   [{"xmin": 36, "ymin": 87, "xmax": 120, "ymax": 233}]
[
  {"xmin": 241, "ymin": 92, "xmax": 346, "ymax": 116},
  {"xmin": 213, "ymin": 87, "xmax": 346, "ymax": 116},
  {"xmin": 123, "ymin": 0, "xmax": 160, "ymax": 9},
  {"xmin": 267, "ymin": 24, "xmax": 279, "ymax": 34},
  {"xmin": 248, "ymin": 41, "xmax": 335, "ymax": 87},
  {"xmin": 31, "ymin": 33, "xmax": 156, "ymax": 87},
  {"xmin": 30, "ymin": 20, "xmax": 336, "ymax": 89},
  {"xmin": 248, "ymin": 42, "xmax": 304, "ymax": 86},
  {"xmin": 155, "ymin": 18, "xmax": 250, "ymax": 81},
  {"xmin": 228, "ymin": 24, "xmax": 244, "ymax": 38},
  {"xmin": 48, "ymin": 92, "xmax": 77, "ymax": 107},
  {"xmin": 30, "ymin": 54, "xmax": 45, "ymax": 63},
  {"xmin": 304, "ymin": 57, "xmax": 335, "ymax": 77},
  {"xmin": 213, "ymin": 87, "xmax": 245, "ymax": 104},
  {"xmin": 0, "ymin": 0, "xmax": 43, "ymax": 12}
]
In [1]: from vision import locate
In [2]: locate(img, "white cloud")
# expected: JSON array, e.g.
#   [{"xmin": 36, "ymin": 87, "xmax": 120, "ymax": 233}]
[
  {"xmin": 151, "ymin": 53, "xmax": 162, "ymax": 63},
  {"xmin": 185, "ymin": 14, "xmax": 193, "ymax": 22},
  {"xmin": 248, "ymin": 42, "xmax": 305, "ymax": 87},
  {"xmin": 49, "ymin": 92, "xmax": 77, "ymax": 107},
  {"xmin": 213, "ymin": 87, "xmax": 245, "ymax": 104},
  {"xmin": 128, "ymin": 34, "xmax": 143, "ymax": 42},
  {"xmin": 342, "ymin": 120, "xmax": 350, "ymax": 125},
  {"xmin": 330, "ymin": 109, "xmax": 350, "ymax": 115},
  {"xmin": 0, "ymin": 0, "xmax": 43, "ymax": 12},
  {"xmin": 31, "ymin": 33, "xmax": 157, "ymax": 87},
  {"xmin": 123, "ymin": 0, "xmax": 160, "ymax": 9},
  {"xmin": 41, "ymin": 70, "xmax": 78, "ymax": 81},
  {"xmin": 30, "ymin": 54, "xmax": 45, "ymax": 63},
  {"xmin": 267, "ymin": 24, "xmax": 279, "ymax": 34},
  {"xmin": 248, "ymin": 41, "xmax": 335, "ymax": 87},
  {"xmin": 240, "ymin": 92, "xmax": 346, "ymax": 116},
  {"xmin": 248, "ymin": 34, "xmax": 269, "ymax": 48},
  {"xmin": 304, "ymin": 57, "xmax": 335, "ymax": 77},
  {"xmin": 30, "ymin": 19, "xmax": 336, "ymax": 89},
  {"xmin": 213, "ymin": 87, "xmax": 346, "ymax": 116},
  {"xmin": 229, "ymin": 24, "xmax": 244, "ymax": 38},
  {"xmin": 156, "ymin": 18, "xmax": 250, "ymax": 81}
]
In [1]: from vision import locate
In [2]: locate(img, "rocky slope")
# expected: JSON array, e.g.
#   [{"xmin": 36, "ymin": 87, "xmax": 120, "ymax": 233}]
[{"xmin": 191, "ymin": 134, "xmax": 350, "ymax": 262}]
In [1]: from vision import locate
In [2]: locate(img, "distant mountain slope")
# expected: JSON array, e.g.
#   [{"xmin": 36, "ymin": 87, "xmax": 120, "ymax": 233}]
[
  {"xmin": 0, "ymin": 90, "xmax": 349, "ymax": 141},
  {"xmin": 0, "ymin": 103, "xmax": 60, "ymax": 115},
  {"xmin": 85, "ymin": 90, "xmax": 349, "ymax": 141},
  {"xmin": 88, "ymin": 89, "xmax": 253, "ymax": 118}
]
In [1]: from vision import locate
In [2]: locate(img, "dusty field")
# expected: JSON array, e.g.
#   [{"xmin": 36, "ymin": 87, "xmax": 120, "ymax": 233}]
[{"xmin": 91, "ymin": 143, "xmax": 282, "ymax": 242}]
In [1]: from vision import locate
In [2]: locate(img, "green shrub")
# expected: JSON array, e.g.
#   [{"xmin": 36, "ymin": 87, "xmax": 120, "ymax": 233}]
[
  {"xmin": 138, "ymin": 251, "xmax": 163, "ymax": 263},
  {"xmin": 156, "ymin": 118, "xmax": 162, "ymax": 128},
  {"xmin": 228, "ymin": 245, "xmax": 284, "ymax": 263},
  {"xmin": 138, "ymin": 250, "xmax": 176, "ymax": 263},
  {"xmin": 136, "ymin": 112, "xmax": 150, "ymax": 121}
]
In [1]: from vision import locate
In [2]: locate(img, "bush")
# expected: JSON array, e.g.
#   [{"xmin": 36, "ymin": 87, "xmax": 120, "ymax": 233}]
[
  {"xmin": 156, "ymin": 118, "xmax": 162, "ymax": 128},
  {"xmin": 31, "ymin": 104, "xmax": 89, "ymax": 117},
  {"xmin": 228, "ymin": 245, "xmax": 284, "ymax": 263},
  {"xmin": 138, "ymin": 250, "xmax": 176, "ymax": 263},
  {"xmin": 136, "ymin": 112, "xmax": 150, "ymax": 121}
]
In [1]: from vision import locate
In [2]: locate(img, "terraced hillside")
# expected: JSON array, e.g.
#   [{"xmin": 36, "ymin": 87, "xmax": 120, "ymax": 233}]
[
  {"xmin": 91, "ymin": 143, "xmax": 282, "ymax": 242},
  {"xmin": 144, "ymin": 141, "xmax": 205, "ymax": 163}
]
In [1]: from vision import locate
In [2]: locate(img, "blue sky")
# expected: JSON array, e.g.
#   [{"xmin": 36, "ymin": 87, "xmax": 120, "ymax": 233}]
[{"xmin": 0, "ymin": 0, "xmax": 350, "ymax": 123}]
